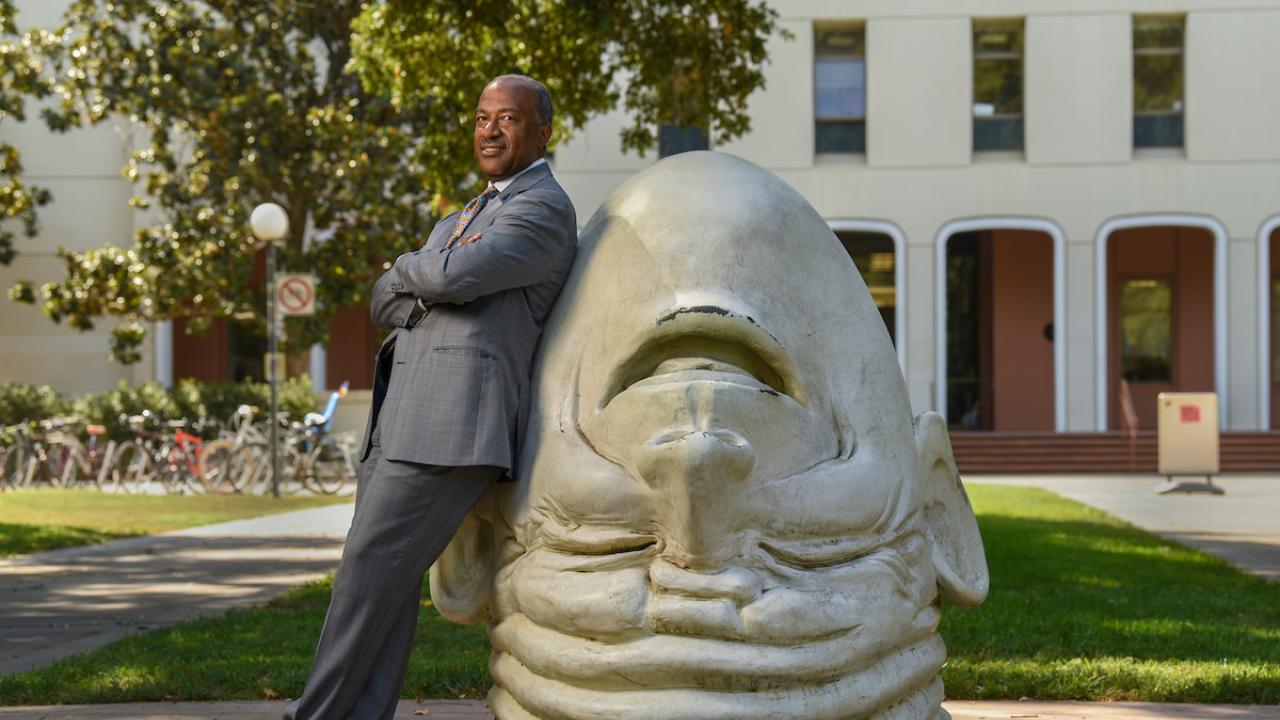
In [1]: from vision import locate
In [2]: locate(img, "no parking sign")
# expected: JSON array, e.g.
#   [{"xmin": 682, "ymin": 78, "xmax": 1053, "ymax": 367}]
[{"xmin": 276, "ymin": 273, "xmax": 316, "ymax": 316}]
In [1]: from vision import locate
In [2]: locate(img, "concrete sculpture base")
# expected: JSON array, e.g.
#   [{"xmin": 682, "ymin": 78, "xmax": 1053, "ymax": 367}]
[{"xmin": 431, "ymin": 151, "xmax": 989, "ymax": 720}]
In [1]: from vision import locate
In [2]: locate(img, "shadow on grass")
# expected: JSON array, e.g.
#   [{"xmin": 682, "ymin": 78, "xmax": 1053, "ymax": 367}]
[
  {"xmin": 0, "ymin": 577, "xmax": 490, "ymax": 706},
  {"xmin": 0, "ymin": 522, "xmax": 132, "ymax": 557}
]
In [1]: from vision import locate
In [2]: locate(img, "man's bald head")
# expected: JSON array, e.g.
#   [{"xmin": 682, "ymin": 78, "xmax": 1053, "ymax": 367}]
[{"xmin": 489, "ymin": 74, "xmax": 553, "ymax": 126}]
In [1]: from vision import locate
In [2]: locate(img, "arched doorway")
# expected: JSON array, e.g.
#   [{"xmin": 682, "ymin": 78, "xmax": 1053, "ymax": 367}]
[
  {"xmin": 1103, "ymin": 224, "xmax": 1216, "ymax": 430},
  {"xmin": 1269, "ymin": 224, "xmax": 1280, "ymax": 428},
  {"xmin": 830, "ymin": 220, "xmax": 905, "ymax": 371},
  {"xmin": 937, "ymin": 222, "xmax": 1061, "ymax": 431}
]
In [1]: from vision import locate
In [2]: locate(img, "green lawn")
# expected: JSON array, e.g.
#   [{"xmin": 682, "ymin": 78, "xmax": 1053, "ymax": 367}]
[
  {"xmin": 0, "ymin": 489, "xmax": 351, "ymax": 557},
  {"xmin": 0, "ymin": 484, "xmax": 1276, "ymax": 705},
  {"xmin": 942, "ymin": 484, "xmax": 1280, "ymax": 703}
]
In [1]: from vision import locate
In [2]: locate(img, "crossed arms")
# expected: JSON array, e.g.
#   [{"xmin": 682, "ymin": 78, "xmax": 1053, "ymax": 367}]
[{"xmin": 370, "ymin": 190, "xmax": 573, "ymax": 328}]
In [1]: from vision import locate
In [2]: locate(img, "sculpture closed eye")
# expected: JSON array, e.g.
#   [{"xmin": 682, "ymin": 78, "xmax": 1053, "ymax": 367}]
[{"xmin": 430, "ymin": 151, "xmax": 988, "ymax": 720}]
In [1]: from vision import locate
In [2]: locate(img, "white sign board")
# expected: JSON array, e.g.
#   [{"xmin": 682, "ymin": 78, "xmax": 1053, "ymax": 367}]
[
  {"xmin": 1157, "ymin": 392, "xmax": 1219, "ymax": 476},
  {"xmin": 276, "ymin": 273, "xmax": 316, "ymax": 317}
]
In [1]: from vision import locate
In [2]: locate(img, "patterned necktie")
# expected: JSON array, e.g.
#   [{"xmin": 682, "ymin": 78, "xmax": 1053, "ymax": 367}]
[{"xmin": 445, "ymin": 186, "xmax": 499, "ymax": 248}]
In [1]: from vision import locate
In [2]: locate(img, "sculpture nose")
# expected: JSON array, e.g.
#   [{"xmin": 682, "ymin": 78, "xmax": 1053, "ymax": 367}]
[{"xmin": 636, "ymin": 424, "xmax": 755, "ymax": 568}]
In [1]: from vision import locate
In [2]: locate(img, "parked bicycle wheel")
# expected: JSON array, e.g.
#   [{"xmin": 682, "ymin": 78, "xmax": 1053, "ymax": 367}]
[
  {"xmin": 301, "ymin": 443, "xmax": 349, "ymax": 495},
  {"xmin": 34, "ymin": 440, "xmax": 71, "ymax": 488},
  {"xmin": 0, "ymin": 446, "xmax": 8, "ymax": 491},
  {"xmin": 250, "ymin": 442, "xmax": 304, "ymax": 494},
  {"xmin": 155, "ymin": 442, "xmax": 194, "ymax": 494},
  {"xmin": 199, "ymin": 438, "xmax": 254, "ymax": 494},
  {"xmin": 109, "ymin": 441, "xmax": 151, "ymax": 494}
]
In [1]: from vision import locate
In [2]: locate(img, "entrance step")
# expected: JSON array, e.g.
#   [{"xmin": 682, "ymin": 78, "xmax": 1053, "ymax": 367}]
[{"xmin": 949, "ymin": 431, "xmax": 1280, "ymax": 474}]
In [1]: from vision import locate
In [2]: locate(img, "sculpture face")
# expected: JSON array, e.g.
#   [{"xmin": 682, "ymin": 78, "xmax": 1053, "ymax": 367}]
[{"xmin": 432, "ymin": 152, "xmax": 988, "ymax": 720}]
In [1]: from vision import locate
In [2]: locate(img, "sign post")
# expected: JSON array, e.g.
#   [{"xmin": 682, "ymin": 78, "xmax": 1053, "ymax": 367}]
[{"xmin": 250, "ymin": 204, "xmax": 290, "ymax": 499}]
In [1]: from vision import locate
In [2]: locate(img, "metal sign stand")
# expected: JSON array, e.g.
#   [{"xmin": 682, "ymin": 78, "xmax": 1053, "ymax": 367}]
[{"xmin": 1153, "ymin": 475, "xmax": 1223, "ymax": 495}]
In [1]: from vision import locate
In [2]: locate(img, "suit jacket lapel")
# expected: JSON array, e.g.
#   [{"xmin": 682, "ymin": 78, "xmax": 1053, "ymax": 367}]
[
  {"xmin": 493, "ymin": 161, "xmax": 552, "ymax": 207},
  {"xmin": 425, "ymin": 213, "xmax": 458, "ymax": 251},
  {"xmin": 481, "ymin": 161, "xmax": 552, "ymax": 221},
  {"xmin": 436, "ymin": 161, "xmax": 553, "ymax": 244}
]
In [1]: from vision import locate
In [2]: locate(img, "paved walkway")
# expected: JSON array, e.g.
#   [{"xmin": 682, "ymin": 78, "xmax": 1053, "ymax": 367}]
[
  {"xmin": 967, "ymin": 474, "xmax": 1280, "ymax": 581},
  {"xmin": 0, "ymin": 503, "xmax": 355, "ymax": 675},
  {"xmin": 0, "ymin": 699, "xmax": 1276, "ymax": 719}
]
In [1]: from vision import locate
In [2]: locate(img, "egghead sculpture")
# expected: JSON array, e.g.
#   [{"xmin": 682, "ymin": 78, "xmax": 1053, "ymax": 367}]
[{"xmin": 431, "ymin": 151, "xmax": 989, "ymax": 720}]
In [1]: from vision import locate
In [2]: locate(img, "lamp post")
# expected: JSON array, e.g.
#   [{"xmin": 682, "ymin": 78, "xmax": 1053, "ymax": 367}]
[{"xmin": 250, "ymin": 203, "xmax": 289, "ymax": 498}]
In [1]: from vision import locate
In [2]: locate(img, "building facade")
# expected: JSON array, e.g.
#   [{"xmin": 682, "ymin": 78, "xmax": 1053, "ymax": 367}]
[
  {"xmin": 554, "ymin": 0, "xmax": 1280, "ymax": 434},
  {"xmin": 3, "ymin": 0, "xmax": 1279, "ymax": 435}
]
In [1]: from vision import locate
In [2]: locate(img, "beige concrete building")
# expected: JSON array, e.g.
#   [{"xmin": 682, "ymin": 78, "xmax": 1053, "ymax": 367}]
[
  {"xmin": 555, "ymin": 0, "xmax": 1280, "ymax": 436},
  {"xmin": 3, "ymin": 0, "xmax": 1280, "ymax": 443}
]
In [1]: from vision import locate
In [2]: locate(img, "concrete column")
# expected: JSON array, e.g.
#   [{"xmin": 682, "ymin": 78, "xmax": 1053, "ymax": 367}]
[
  {"xmin": 1228, "ymin": 236, "xmax": 1258, "ymax": 430},
  {"xmin": 1065, "ymin": 238, "xmax": 1096, "ymax": 432},
  {"xmin": 154, "ymin": 320, "xmax": 173, "ymax": 387},
  {"xmin": 309, "ymin": 343, "xmax": 327, "ymax": 392}
]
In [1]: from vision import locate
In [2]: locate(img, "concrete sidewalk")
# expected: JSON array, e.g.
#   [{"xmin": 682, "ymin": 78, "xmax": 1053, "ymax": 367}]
[
  {"xmin": 0, "ymin": 503, "xmax": 355, "ymax": 675},
  {"xmin": 967, "ymin": 474, "xmax": 1280, "ymax": 581},
  {"xmin": 0, "ymin": 699, "xmax": 1276, "ymax": 719}
]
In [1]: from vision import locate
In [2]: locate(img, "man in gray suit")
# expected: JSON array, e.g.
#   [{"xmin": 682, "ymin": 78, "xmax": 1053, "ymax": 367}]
[{"xmin": 285, "ymin": 74, "xmax": 577, "ymax": 720}]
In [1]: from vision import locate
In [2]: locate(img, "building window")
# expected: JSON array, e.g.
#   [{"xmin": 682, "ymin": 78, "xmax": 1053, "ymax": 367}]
[
  {"xmin": 972, "ymin": 18, "xmax": 1024, "ymax": 151},
  {"xmin": 814, "ymin": 23, "xmax": 865, "ymax": 154},
  {"xmin": 1118, "ymin": 278, "xmax": 1173, "ymax": 382},
  {"xmin": 1133, "ymin": 16, "xmax": 1184, "ymax": 148},
  {"xmin": 658, "ymin": 125, "xmax": 709, "ymax": 157}
]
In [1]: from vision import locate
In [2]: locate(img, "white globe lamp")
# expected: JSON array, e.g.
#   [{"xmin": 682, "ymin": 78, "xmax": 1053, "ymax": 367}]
[{"xmin": 250, "ymin": 203, "xmax": 290, "ymax": 243}]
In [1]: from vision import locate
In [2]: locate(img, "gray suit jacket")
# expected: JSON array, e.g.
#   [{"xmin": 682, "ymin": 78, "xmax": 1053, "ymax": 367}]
[{"xmin": 363, "ymin": 162, "xmax": 576, "ymax": 476}]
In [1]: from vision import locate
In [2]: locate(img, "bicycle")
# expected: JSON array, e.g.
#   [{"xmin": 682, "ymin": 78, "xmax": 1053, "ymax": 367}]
[
  {"xmin": 199, "ymin": 405, "xmax": 270, "ymax": 494},
  {"xmin": 0, "ymin": 423, "xmax": 31, "ymax": 490},
  {"xmin": 295, "ymin": 381, "xmax": 357, "ymax": 494},
  {"xmin": 54, "ymin": 420, "xmax": 121, "ymax": 489},
  {"xmin": 111, "ymin": 412, "xmax": 212, "ymax": 494},
  {"xmin": 108, "ymin": 414, "xmax": 156, "ymax": 494},
  {"xmin": 17, "ymin": 417, "xmax": 83, "ymax": 489},
  {"xmin": 296, "ymin": 422, "xmax": 358, "ymax": 495}
]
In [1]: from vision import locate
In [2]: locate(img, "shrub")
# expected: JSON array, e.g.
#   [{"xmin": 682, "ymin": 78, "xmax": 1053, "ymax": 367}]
[
  {"xmin": 0, "ymin": 378, "xmax": 320, "ymax": 442},
  {"xmin": 177, "ymin": 376, "xmax": 317, "ymax": 427},
  {"xmin": 73, "ymin": 381, "xmax": 180, "ymax": 441},
  {"xmin": 0, "ymin": 383, "xmax": 72, "ymax": 428}
]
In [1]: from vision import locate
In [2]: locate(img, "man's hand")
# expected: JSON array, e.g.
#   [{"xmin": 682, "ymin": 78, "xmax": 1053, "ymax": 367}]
[
  {"xmin": 460, "ymin": 233, "xmax": 483, "ymax": 246},
  {"xmin": 369, "ymin": 265, "xmax": 421, "ymax": 328}
]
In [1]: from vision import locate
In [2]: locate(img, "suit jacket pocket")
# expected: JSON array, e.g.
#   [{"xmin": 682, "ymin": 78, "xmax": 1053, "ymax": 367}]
[
  {"xmin": 433, "ymin": 345, "xmax": 496, "ymax": 361},
  {"xmin": 411, "ymin": 350, "xmax": 494, "ymax": 458}
]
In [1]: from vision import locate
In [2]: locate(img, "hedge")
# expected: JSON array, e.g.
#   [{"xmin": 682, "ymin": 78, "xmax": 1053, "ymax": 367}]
[{"xmin": 0, "ymin": 378, "xmax": 319, "ymax": 441}]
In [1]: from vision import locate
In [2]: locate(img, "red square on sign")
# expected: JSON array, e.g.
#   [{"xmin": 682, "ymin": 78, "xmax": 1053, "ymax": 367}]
[{"xmin": 1180, "ymin": 405, "xmax": 1200, "ymax": 423}]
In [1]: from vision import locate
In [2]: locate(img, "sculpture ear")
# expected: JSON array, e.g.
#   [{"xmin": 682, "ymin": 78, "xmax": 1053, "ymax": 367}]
[
  {"xmin": 429, "ymin": 493, "xmax": 495, "ymax": 624},
  {"xmin": 913, "ymin": 411, "xmax": 989, "ymax": 607}
]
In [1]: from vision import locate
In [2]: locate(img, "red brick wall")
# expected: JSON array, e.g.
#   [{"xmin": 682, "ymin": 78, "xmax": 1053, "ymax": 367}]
[{"xmin": 989, "ymin": 230, "xmax": 1055, "ymax": 430}]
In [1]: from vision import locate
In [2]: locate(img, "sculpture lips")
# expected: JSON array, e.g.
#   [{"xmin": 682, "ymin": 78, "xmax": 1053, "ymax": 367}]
[{"xmin": 601, "ymin": 305, "xmax": 805, "ymax": 409}]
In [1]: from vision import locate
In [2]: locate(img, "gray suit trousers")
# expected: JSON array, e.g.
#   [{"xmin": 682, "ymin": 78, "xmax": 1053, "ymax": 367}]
[{"xmin": 285, "ymin": 422, "xmax": 498, "ymax": 720}]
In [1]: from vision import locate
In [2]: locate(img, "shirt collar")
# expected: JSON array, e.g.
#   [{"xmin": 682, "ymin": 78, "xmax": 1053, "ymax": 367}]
[{"xmin": 489, "ymin": 157, "xmax": 547, "ymax": 193}]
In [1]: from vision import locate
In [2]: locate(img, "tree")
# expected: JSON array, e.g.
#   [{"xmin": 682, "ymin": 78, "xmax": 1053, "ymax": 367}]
[
  {"xmin": 0, "ymin": 0, "xmax": 53, "ymax": 267},
  {"xmin": 15, "ymin": 0, "xmax": 783, "ymax": 365},
  {"xmin": 350, "ymin": 0, "xmax": 784, "ymax": 161}
]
